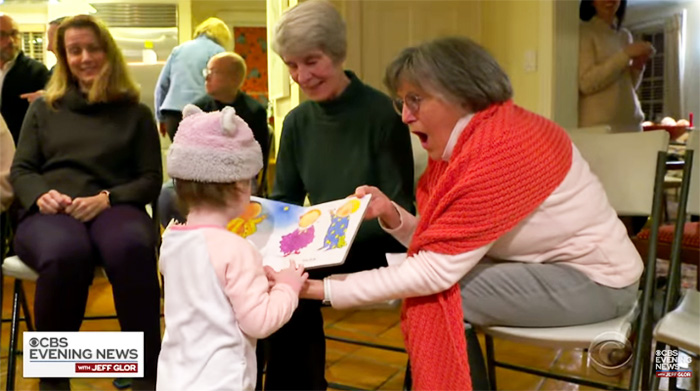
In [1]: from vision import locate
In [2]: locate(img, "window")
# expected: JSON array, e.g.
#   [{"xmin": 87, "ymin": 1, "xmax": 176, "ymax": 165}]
[
  {"xmin": 20, "ymin": 31, "xmax": 45, "ymax": 63},
  {"xmin": 636, "ymin": 30, "xmax": 664, "ymax": 122}
]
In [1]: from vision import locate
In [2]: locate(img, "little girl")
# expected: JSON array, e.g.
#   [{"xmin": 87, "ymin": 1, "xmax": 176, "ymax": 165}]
[{"xmin": 157, "ymin": 105, "xmax": 307, "ymax": 390}]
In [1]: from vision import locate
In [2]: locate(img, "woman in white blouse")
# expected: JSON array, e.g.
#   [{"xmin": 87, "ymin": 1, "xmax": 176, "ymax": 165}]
[{"xmin": 578, "ymin": 0, "xmax": 655, "ymax": 133}]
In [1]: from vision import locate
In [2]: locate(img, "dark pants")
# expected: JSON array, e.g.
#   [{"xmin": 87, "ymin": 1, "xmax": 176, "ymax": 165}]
[
  {"xmin": 263, "ymin": 243, "xmax": 398, "ymax": 390},
  {"xmin": 14, "ymin": 206, "xmax": 162, "ymax": 387},
  {"xmin": 264, "ymin": 299, "xmax": 327, "ymax": 390},
  {"xmin": 161, "ymin": 110, "xmax": 183, "ymax": 141}
]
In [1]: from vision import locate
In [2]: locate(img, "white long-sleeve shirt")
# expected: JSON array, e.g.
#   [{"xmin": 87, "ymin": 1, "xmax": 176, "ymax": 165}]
[
  {"xmin": 157, "ymin": 226, "xmax": 299, "ymax": 391},
  {"xmin": 578, "ymin": 16, "xmax": 645, "ymax": 133},
  {"xmin": 327, "ymin": 116, "xmax": 642, "ymax": 309}
]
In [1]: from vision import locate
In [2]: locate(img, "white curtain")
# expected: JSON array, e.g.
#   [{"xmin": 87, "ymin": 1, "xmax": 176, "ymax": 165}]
[{"xmin": 664, "ymin": 13, "xmax": 684, "ymax": 119}]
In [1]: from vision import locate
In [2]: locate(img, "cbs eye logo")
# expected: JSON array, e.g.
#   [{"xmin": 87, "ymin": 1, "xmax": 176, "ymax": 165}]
[{"xmin": 28, "ymin": 337, "xmax": 69, "ymax": 348}]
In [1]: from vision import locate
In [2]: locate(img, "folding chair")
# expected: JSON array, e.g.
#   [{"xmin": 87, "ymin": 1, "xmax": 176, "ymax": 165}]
[
  {"xmin": 1, "ymin": 201, "xmax": 160, "ymax": 391},
  {"xmin": 481, "ymin": 130, "xmax": 670, "ymax": 391},
  {"xmin": 650, "ymin": 131, "xmax": 699, "ymax": 391}
]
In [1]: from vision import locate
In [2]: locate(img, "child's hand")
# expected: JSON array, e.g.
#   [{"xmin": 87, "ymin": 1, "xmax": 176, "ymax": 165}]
[{"xmin": 265, "ymin": 261, "xmax": 308, "ymax": 294}]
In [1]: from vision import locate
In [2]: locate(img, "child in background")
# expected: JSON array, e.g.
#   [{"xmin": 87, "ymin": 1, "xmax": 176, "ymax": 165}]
[{"xmin": 157, "ymin": 104, "xmax": 307, "ymax": 390}]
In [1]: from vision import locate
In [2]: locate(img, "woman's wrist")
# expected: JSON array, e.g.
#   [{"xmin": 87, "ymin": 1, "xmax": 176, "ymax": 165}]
[
  {"xmin": 300, "ymin": 279, "xmax": 325, "ymax": 300},
  {"xmin": 378, "ymin": 203, "xmax": 402, "ymax": 230},
  {"xmin": 99, "ymin": 190, "xmax": 111, "ymax": 207}
]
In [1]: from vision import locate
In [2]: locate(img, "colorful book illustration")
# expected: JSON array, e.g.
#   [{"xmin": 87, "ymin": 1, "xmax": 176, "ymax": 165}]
[{"xmin": 227, "ymin": 195, "xmax": 371, "ymax": 270}]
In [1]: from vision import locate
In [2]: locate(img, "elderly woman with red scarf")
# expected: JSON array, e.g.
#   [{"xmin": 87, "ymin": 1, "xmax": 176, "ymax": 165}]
[{"xmin": 298, "ymin": 36, "xmax": 642, "ymax": 390}]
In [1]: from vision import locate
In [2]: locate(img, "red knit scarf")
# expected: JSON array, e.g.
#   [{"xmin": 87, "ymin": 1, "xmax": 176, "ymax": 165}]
[{"xmin": 401, "ymin": 100, "xmax": 573, "ymax": 390}]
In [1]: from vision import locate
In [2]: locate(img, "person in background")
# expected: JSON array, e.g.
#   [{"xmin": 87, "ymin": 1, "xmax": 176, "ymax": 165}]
[
  {"xmin": 154, "ymin": 17, "xmax": 232, "ymax": 140},
  {"xmin": 20, "ymin": 16, "xmax": 69, "ymax": 104},
  {"xmin": 0, "ymin": 13, "xmax": 49, "ymax": 144},
  {"xmin": 297, "ymin": 36, "xmax": 643, "ymax": 389},
  {"xmin": 195, "ymin": 52, "xmax": 269, "ymax": 165},
  {"xmin": 578, "ymin": 0, "xmax": 654, "ymax": 133},
  {"xmin": 10, "ymin": 15, "xmax": 162, "ymax": 391},
  {"xmin": 157, "ymin": 51, "xmax": 269, "ymax": 226},
  {"xmin": 0, "ymin": 114, "xmax": 14, "ymax": 212},
  {"xmin": 158, "ymin": 104, "xmax": 306, "ymax": 391},
  {"xmin": 265, "ymin": 1, "xmax": 415, "ymax": 389}
]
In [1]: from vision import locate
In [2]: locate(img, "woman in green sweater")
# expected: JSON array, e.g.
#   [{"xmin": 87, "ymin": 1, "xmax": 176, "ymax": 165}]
[{"xmin": 263, "ymin": 1, "xmax": 415, "ymax": 389}]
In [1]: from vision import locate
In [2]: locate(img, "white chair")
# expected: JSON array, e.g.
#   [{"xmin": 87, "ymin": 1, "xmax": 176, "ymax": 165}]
[
  {"xmin": 481, "ymin": 130, "xmax": 670, "ymax": 391},
  {"xmin": 1, "ymin": 256, "xmax": 112, "ymax": 390},
  {"xmin": 1, "ymin": 202, "xmax": 160, "ymax": 390},
  {"xmin": 650, "ymin": 131, "xmax": 699, "ymax": 391}
]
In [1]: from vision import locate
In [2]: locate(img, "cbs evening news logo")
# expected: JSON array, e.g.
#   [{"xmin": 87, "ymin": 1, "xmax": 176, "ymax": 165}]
[
  {"xmin": 24, "ymin": 332, "xmax": 143, "ymax": 378},
  {"xmin": 655, "ymin": 349, "xmax": 693, "ymax": 378}
]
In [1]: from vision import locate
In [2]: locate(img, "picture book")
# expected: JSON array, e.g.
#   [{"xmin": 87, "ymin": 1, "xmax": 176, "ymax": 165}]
[{"xmin": 227, "ymin": 195, "xmax": 372, "ymax": 270}]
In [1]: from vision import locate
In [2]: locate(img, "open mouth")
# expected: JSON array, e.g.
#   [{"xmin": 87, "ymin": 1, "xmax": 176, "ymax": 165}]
[{"xmin": 413, "ymin": 131, "xmax": 428, "ymax": 144}]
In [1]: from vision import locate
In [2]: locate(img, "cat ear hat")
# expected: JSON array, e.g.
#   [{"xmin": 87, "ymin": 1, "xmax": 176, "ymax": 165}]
[{"xmin": 167, "ymin": 104, "xmax": 263, "ymax": 183}]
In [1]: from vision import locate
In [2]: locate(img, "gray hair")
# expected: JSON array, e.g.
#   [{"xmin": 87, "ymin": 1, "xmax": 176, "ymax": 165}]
[
  {"xmin": 272, "ymin": 0, "xmax": 346, "ymax": 63},
  {"xmin": 384, "ymin": 37, "xmax": 512, "ymax": 112}
]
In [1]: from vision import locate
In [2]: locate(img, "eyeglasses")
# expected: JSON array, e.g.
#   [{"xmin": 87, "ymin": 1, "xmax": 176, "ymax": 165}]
[
  {"xmin": 392, "ymin": 93, "xmax": 423, "ymax": 116},
  {"xmin": 202, "ymin": 68, "xmax": 231, "ymax": 78},
  {"xmin": 0, "ymin": 30, "xmax": 19, "ymax": 39}
]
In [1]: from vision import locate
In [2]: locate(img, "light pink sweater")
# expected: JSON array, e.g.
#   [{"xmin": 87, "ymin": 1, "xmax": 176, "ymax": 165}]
[
  {"xmin": 157, "ymin": 226, "xmax": 299, "ymax": 390},
  {"xmin": 327, "ymin": 144, "xmax": 643, "ymax": 309}
]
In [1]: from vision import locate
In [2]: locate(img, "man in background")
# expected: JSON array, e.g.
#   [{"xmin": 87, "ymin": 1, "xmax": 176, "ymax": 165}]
[
  {"xmin": 0, "ymin": 13, "xmax": 49, "ymax": 144},
  {"xmin": 158, "ymin": 52, "xmax": 270, "ymax": 226},
  {"xmin": 193, "ymin": 52, "xmax": 269, "ymax": 164},
  {"xmin": 20, "ymin": 16, "xmax": 68, "ymax": 104}
]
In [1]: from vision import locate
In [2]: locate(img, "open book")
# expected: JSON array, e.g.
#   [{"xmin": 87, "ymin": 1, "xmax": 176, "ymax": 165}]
[{"xmin": 227, "ymin": 195, "xmax": 371, "ymax": 270}]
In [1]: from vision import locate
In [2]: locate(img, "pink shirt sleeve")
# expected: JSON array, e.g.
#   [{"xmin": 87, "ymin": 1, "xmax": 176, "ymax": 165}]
[{"xmin": 204, "ymin": 231, "xmax": 299, "ymax": 339}]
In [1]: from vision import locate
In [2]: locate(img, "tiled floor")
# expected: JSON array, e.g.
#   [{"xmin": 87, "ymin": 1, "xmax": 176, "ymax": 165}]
[{"xmin": 1, "ymin": 277, "xmax": 633, "ymax": 390}]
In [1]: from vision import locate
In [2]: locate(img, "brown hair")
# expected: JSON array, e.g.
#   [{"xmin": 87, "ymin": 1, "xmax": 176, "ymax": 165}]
[
  {"xmin": 44, "ymin": 14, "xmax": 139, "ymax": 108},
  {"xmin": 174, "ymin": 179, "xmax": 249, "ymax": 215}
]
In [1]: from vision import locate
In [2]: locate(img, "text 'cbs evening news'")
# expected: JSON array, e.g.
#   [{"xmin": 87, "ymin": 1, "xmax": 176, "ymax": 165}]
[
  {"xmin": 23, "ymin": 332, "xmax": 143, "ymax": 378},
  {"xmin": 655, "ymin": 349, "xmax": 694, "ymax": 378}
]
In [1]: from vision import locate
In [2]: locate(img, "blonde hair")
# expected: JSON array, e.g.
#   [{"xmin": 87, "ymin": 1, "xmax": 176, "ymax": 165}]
[
  {"xmin": 44, "ymin": 15, "xmax": 139, "ymax": 108},
  {"xmin": 211, "ymin": 52, "xmax": 248, "ymax": 90},
  {"xmin": 272, "ymin": 0, "xmax": 346, "ymax": 63},
  {"xmin": 193, "ymin": 17, "xmax": 233, "ymax": 50}
]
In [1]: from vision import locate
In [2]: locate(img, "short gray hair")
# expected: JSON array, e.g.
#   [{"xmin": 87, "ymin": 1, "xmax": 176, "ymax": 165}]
[
  {"xmin": 272, "ymin": 0, "xmax": 346, "ymax": 63},
  {"xmin": 384, "ymin": 37, "xmax": 512, "ymax": 112}
]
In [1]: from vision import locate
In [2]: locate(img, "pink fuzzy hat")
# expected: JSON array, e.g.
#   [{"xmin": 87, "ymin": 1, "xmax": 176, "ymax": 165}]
[{"xmin": 167, "ymin": 104, "xmax": 263, "ymax": 182}]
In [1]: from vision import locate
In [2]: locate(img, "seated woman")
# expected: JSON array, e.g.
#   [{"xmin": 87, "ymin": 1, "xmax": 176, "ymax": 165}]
[
  {"xmin": 10, "ymin": 15, "xmax": 162, "ymax": 391},
  {"xmin": 300, "ymin": 37, "xmax": 642, "ymax": 389}
]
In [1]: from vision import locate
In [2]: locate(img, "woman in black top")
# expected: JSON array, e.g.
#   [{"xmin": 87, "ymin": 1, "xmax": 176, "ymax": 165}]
[{"xmin": 11, "ymin": 15, "xmax": 162, "ymax": 391}]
